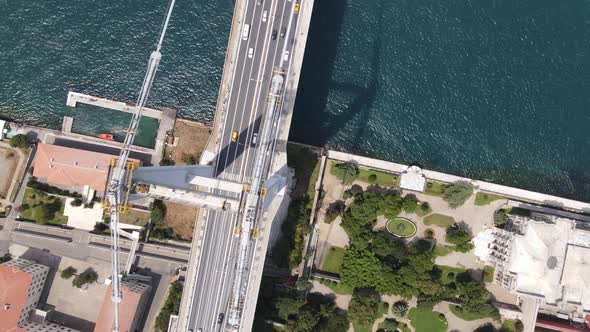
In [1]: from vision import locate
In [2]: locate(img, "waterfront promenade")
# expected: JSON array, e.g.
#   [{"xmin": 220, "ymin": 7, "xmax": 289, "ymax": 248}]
[{"xmin": 328, "ymin": 150, "xmax": 590, "ymax": 213}]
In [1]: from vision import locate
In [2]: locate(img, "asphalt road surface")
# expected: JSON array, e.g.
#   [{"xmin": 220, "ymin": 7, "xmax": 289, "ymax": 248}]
[{"xmin": 187, "ymin": 0, "xmax": 302, "ymax": 330}]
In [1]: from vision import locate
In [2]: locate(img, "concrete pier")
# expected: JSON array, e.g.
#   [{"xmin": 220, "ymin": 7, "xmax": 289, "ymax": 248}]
[
  {"xmin": 65, "ymin": 91, "xmax": 177, "ymax": 165},
  {"xmin": 61, "ymin": 116, "xmax": 73, "ymax": 133},
  {"xmin": 66, "ymin": 91, "xmax": 164, "ymax": 119}
]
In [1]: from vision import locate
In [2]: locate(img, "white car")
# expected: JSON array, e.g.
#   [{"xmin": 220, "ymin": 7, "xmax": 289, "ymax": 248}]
[
  {"xmin": 283, "ymin": 50, "xmax": 290, "ymax": 61},
  {"xmin": 262, "ymin": 10, "xmax": 267, "ymax": 22},
  {"xmin": 252, "ymin": 133, "xmax": 258, "ymax": 145},
  {"xmin": 242, "ymin": 24, "xmax": 250, "ymax": 40},
  {"xmin": 248, "ymin": 48, "xmax": 254, "ymax": 58}
]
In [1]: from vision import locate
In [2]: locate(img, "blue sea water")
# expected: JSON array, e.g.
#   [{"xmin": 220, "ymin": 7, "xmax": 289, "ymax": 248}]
[{"xmin": 1, "ymin": 0, "xmax": 589, "ymax": 200}]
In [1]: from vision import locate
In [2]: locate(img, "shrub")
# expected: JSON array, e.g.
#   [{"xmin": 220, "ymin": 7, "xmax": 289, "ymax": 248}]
[
  {"xmin": 72, "ymin": 268, "xmax": 98, "ymax": 288},
  {"xmin": 381, "ymin": 318, "xmax": 399, "ymax": 331},
  {"xmin": 150, "ymin": 199, "xmax": 166, "ymax": 224},
  {"xmin": 93, "ymin": 222, "xmax": 109, "ymax": 234},
  {"xmin": 442, "ymin": 182, "xmax": 474, "ymax": 208},
  {"xmin": 70, "ymin": 198, "xmax": 83, "ymax": 207},
  {"xmin": 402, "ymin": 195, "xmax": 418, "ymax": 213},
  {"xmin": 60, "ymin": 266, "xmax": 77, "ymax": 279},
  {"xmin": 438, "ymin": 313, "xmax": 447, "ymax": 323},
  {"xmin": 446, "ymin": 224, "xmax": 472, "ymax": 246},
  {"xmin": 420, "ymin": 201, "xmax": 430, "ymax": 211},
  {"xmin": 333, "ymin": 163, "xmax": 359, "ymax": 185},
  {"xmin": 181, "ymin": 154, "xmax": 197, "ymax": 165},
  {"xmin": 392, "ymin": 301, "xmax": 408, "ymax": 318},
  {"xmin": 9, "ymin": 134, "xmax": 30, "ymax": 149},
  {"xmin": 325, "ymin": 200, "xmax": 345, "ymax": 224},
  {"xmin": 368, "ymin": 174, "xmax": 377, "ymax": 183},
  {"xmin": 424, "ymin": 228, "xmax": 435, "ymax": 239},
  {"xmin": 155, "ymin": 281, "xmax": 183, "ymax": 331}
]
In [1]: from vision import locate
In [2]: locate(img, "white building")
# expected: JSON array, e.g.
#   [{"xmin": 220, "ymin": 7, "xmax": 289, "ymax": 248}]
[{"xmin": 483, "ymin": 211, "xmax": 590, "ymax": 325}]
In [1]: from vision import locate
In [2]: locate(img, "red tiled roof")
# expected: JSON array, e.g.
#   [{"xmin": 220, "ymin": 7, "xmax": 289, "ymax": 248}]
[
  {"xmin": 0, "ymin": 265, "xmax": 32, "ymax": 332},
  {"xmin": 94, "ymin": 285, "xmax": 142, "ymax": 332},
  {"xmin": 33, "ymin": 143, "xmax": 139, "ymax": 192}
]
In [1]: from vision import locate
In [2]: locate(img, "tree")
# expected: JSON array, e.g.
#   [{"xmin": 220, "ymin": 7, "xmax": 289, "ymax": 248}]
[
  {"xmin": 420, "ymin": 201, "xmax": 431, "ymax": 212},
  {"xmin": 455, "ymin": 275, "xmax": 499, "ymax": 319},
  {"xmin": 290, "ymin": 307, "xmax": 321, "ymax": 332},
  {"xmin": 72, "ymin": 268, "xmax": 98, "ymax": 288},
  {"xmin": 70, "ymin": 198, "xmax": 83, "ymax": 207},
  {"xmin": 333, "ymin": 163, "xmax": 359, "ymax": 185},
  {"xmin": 392, "ymin": 301, "xmax": 408, "ymax": 318},
  {"xmin": 341, "ymin": 245, "xmax": 386, "ymax": 290},
  {"xmin": 9, "ymin": 134, "xmax": 30, "ymax": 149},
  {"xmin": 325, "ymin": 200, "xmax": 345, "ymax": 223},
  {"xmin": 275, "ymin": 295, "xmax": 306, "ymax": 320},
  {"xmin": 494, "ymin": 209, "xmax": 510, "ymax": 228},
  {"xmin": 446, "ymin": 224, "xmax": 473, "ymax": 252},
  {"xmin": 380, "ymin": 318, "xmax": 399, "ymax": 331},
  {"xmin": 60, "ymin": 266, "xmax": 77, "ymax": 279},
  {"xmin": 402, "ymin": 195, "xmax": 418, "ymax": 213},
  {"xmin": 442, "ymin": 182, "xmax": 474, "ymax": 208},
  {"xmin": 368, "ymin": 174, "xmax": 377, "ymax": 183},
  {"xmin": 317, "ymin": 311, "xmax": 349, "ymax": 332},
  {"xmin": 348, "ymin": 293, "xmax": 379, "ymax": 326},
  {"xmin": 150, "ymin": 199, "xmax": 166, "ymax": 224},
  {"xmin": 370, "ymin": 232, "xmax": 407, "ymax": 260},
  {"xmin": 181, "ymin": 153, "xmax": 197, "ymax": 165},
  {"xmin": 155, "ymin": 281, "xmax": 183, "ymax": 331}
]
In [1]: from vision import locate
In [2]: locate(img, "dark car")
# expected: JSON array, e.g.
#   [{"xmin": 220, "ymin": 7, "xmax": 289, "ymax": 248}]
[
  {"xmin": 271, "ymin": 29, "xmax": 277, "ymax": 40},
  {"xmin": 280, "ymin": 27, "xmax": 286, "ymax": 37},
  {"xmin": 217, "ymin": 313, "xmax": 225, "ymax": 324}
]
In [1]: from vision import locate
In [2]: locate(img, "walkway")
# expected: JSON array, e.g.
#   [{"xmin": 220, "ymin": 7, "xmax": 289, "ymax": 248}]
[{"xmin": 328, "ymin": 150, "xmax": 590, "ymax": 213}]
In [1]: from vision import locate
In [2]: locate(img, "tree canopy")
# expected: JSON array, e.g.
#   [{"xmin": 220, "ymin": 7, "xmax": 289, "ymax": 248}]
[
  {"xmin": 333, "ymin": 163, "xmax": 359, "ymax": 185},
  {"xmin": 9, "ymin": 134, "xmax": 30, "ymax": 149},
  {"xmin": 442, "ymin": 182, "xmax": 474, "ymax": 208},
  {"xmin": 348, "ymin": 293, "xmax": 380, "ymax": 326}
]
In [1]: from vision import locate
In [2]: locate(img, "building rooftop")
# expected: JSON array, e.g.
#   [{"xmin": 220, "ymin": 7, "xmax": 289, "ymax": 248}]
[
  {"xmin": 399, "ymin": 165, "xmax": 426, "ymax": 192},
  {"xmin": 94, "ymin": 283, "xmax": 145, "ymax": 332},
  {"xmin": 508, "ymin": 218, "xmax": 570, "ymax": 304},
  {"xmin": 33, "ymin": 143, "xmax": 139, "ymax": 192},
  {"xmin": 561, "ymin": 245, "xmax": 590, "ymax": 311},
  {"xmin": 0, "ymin": 264, "xmax": 33, "ymax": 332}
]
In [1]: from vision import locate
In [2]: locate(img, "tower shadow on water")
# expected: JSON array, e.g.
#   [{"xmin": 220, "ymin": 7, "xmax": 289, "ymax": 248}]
[{"xmin": 291, "ymin": 0, "xmax": 384, "ymax": 148}]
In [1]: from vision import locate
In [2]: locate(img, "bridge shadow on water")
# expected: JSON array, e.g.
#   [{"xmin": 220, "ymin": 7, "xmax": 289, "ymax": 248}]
[{"xmin": 290, "ymin": 0, "xmax": 385, "ymax": 148}]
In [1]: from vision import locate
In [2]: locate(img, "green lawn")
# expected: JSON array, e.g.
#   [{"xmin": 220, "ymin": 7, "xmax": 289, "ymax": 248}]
[
  {"xmin": 475, "ymin": 192, "xmax": 506, "ymax": 206},
  {"xmin": 378, "ymin": 301, "xmax": 389, "ymax": 317},
  {"xmin": 434, "ymin": 245, "xmax": 454, "ymax": 257},
  {"xmin": 449, "ymin": 304, "xmax": 496, "ymax": 321},
  {"xmin": 20, "ymin": 188, "xmax": 68, "ymax": 225},
  {"xmin": 437, "ymin": 265, "xmax": 466, "ymax": 285},
  {"xmin": 483, "ymin": 266, "xmax": 495, "ymax": 283},
  {"xmin": 424, "ymin": 213, "xmax": 455, "ymax": 227},
  {"xmin": 353, "ymin": 322, "xmax": 372, "ymax": 332},
  {"xmin": 357, "ymin": 167, "xmax": 398, "ymax": 187},
  {"xmin": 425, "ymin": 181, "xmax": 446, "ymax": 196},
  {"xmin": 386, "ymin": 218, "xmax": 417, "ymax": 237},
  {"xmin": 408, "ymin": 308, "xmax": 448, "ymax": 332},
  {"xmin": 317, "ymin": 278, "xmax": 354, "ymax": 295},
  {"xmin": 322, "ymin": 246, "xmax": 346, "ymax": 275}
]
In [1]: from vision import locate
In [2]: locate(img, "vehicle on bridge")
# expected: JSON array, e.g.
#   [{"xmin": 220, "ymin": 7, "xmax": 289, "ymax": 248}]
[
  {"xmin": 232, "ymin": 131, "xmax": 238, "ymax": 142},
  {"xmin": 294, "ymin": 3, "xmax": 300, "ymax": 14},
  {"xmin": 248, "ymin": 47, "xmax": 254, "ymax": 58},
  {"xmin": 242, "ymin": 24, "xmax": 250, "ymax": 40},
  {"xmin": 271, "ymin": 29, "xmax": 277, "ymax": 40}
]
